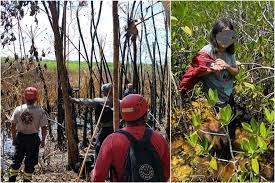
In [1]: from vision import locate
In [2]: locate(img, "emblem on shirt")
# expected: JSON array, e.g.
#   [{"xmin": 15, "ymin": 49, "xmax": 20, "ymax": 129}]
[
  {"xmin": 139, "ymin": 164, "xmax": 154, "ymax": 180},
  {"xmin": 20, "ymin": 112, "xmax": 33, "ymax": 125}
]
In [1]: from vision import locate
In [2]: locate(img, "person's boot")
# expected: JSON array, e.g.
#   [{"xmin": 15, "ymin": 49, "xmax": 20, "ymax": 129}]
[
  {"xmin": 8, "ymin": 167, "xmax": 19, "ymax": 182},
  {"xmin": 23, "ymin": 172, "xmax": 33, "ymax": 182}
]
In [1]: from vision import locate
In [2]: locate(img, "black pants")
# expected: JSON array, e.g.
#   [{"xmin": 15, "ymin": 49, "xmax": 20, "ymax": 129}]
[
  {"xmin": 95, "ymin": 127, "xmax": 113, "ymax": 159},
  {"xmin": 10, "ymin": 132, "xmax": 40, "ymax": 174}
]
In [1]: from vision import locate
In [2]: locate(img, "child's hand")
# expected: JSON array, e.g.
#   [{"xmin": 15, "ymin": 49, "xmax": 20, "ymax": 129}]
[
  {"xmin": 215, "ymin": 59, "xmax": 229, "ymax": 69},
  {"xmin": 210, "ymin": 63, "xmax": 223, "ymax": 71}
]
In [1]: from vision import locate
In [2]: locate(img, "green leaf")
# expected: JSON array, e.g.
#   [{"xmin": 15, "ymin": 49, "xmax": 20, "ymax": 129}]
[
  {"xmin": 252, "ymin": 175, "xmax": 259, "ymax": 182},
  {"xmin": 252, "ymin": 93, "xmax": 257, "ymax": 98},
  {"xmin": 267, "ymin": 126, "xmax": 273, "ymax": 137},
  {"xmin": 181, "ymin": 26, "xmax": 193, "ymax": 36},
  {"xmin": 192, "ymin": 112, "xmax": 201, "ymax": 127},
  {"xmin": 235, "ymin": 68, "xmax": 244, "ymax": 81},
  {"xmin": 251, "ymin": 158, "xmax": 259, "ymax": 174},
  {"xmin": 259, "ymin": 122, "xmax": 267, "ymax": 138},
  {"xmin": 269, "ymin": 98, "xmax": 275, "ymax": 102},
  {"xmin": 257, "ymin": 136, "xmax": 267, "ymax": 152},
  {"xmin": 220, "ymin": 105, "xmax": 232, "ymax": 125},
  {"xmin": 194, "ymin": 144, "xmax": 203, "ymax": 155},
  {"xmin": 190, "ymin": 131, "xmax": 198, "ymax": 147},
  {"xmin": 208, "ymin": 137, "xmax": 215, "ymax": 151},
  {"xmin": 235, "ymin": 84, "xmax": 243, "ymax": 93},
  {"xmin": 243, "ymin": 82, "xmax": 255, "ymax": 90},
  {"xmin": 242, "ymin": 122, "xmax": 253, "ymax": 133},
  {"xmin": 264, "ymin": 108, "xmax": 274, "ymax": 124},
  {"xmin": 240, "ymin": 139, "xmax": 251, "ymax": 153},
  {"xmin": 171, "ymin": 16, "xmax": 178, "ymax": 26},
  {"xmin": 202, "ymin": 137, "xmax": 209, "ymax": 151},
  {"xmin": 249, "ymin": 137, "xmax": 257, "ymax": 152},
  {"xmin": 231, "ymin": 175, "xmax": 238, "ymax": 182},
  {"xmin": 209, "ymin": 156, "xmax": 217, "ymax": 170},
  {"xmin": 239, "ymin": 172, "xmax": 246, "ymax": 182},
  {"xmin": 207, "ymin": 88, "xmax": 218, "ymax": 106},
  {"xmin": 250, "ymin": 118, "xmax": 258, "ymax": 134}
]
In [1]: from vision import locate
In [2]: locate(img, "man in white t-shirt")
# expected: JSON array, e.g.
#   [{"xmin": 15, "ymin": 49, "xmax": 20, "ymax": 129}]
[{"xmin": 8, "ymin": 87, "xmax": 48, "ymax": 182}]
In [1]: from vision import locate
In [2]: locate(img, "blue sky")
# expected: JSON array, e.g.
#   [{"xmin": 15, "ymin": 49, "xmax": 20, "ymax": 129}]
[{"xmin": 1, "ymin": 1, "xmax": 169, "ymax": 65}]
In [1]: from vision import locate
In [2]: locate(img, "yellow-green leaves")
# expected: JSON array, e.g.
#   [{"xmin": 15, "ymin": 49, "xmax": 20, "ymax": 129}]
[
  {"xmin": 251, "ymin": 158, "xmax": 259, "ymax": 174},
  {"xmin": 219, "ymin": 104, "xmax": 233, "ymax": 125},
  {"xmin": 209, "ymin": 156, "xmax": 217, "ymax": 170},
  {"xmin": 243, "ymin": 82, "xmax": 255, "ymax": 90},
  {"xmin": 181, "ymin": 26, "xmax": 192, "ymax": 36},
  {"xmin": 240, "ymin": 137, "xmax": 257, "ymax": 155},
  {"xmin": 186, "ymin": 131, "xmax": 199, "ymax": 148},
  {"xmin": 257, "ymin": 136, "xmax": 267, "ymax": 152},
  {"xmin": 264, "ymin": 108, "xmax": 274, "ymax": 124},
  {"xmin": 191, "ymin": 110, "xmax": 201, "ymax": 127},
  {"xmin": 242, "ymin": 122, "xmax": 253, "ymax": 133},
  {"xmin": 171, "ymin": 16, "xmax": 178, "ymax": 26},
  {"xmin": 259, "ymin": 122, "xmax": 267, "ymax": 138},
  {"xmin": 207, "ymin": 88, "xmax": 218, "ymax": 106}
]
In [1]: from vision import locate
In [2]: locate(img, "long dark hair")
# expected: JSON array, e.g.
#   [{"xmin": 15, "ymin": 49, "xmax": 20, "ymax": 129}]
[{"xmin": 210, "ymin": 19, "xmax": 235, "ymax": 54}]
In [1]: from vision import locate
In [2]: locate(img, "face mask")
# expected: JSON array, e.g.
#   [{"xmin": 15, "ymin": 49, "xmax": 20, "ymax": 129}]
[{"xmin": 216, "ymin": 30, "xmax": 236, "ymax": 48}]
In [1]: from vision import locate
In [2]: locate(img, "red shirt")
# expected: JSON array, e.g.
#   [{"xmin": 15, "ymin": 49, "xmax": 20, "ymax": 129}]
[{"xmin": 92, "ymin": 125, "xmax": 170, "ymax": 181}]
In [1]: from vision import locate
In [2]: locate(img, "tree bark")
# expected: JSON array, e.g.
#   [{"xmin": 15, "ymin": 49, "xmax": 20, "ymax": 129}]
[
  {"xmin": 48, "ymin": 1, "xmax": 79, "ymax": 170},
  {"xmin": 113, "ymin": 1, "xmax": 120, "ymax": 130}
]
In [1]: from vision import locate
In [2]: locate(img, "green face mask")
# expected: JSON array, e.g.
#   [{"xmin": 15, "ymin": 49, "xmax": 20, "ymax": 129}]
[{"xmin": 216, "ymin": 30, "xmax": 236, "ymax": 48}]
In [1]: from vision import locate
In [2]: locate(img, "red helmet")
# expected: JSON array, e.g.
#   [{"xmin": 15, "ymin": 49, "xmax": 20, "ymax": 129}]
[
  {"xmin": 120, "ymin": 94, "xmax": 148, "ymax": 121},
  {"xmin": 24, "ymin": 87, "xmax": 38, "ymax": 102}
]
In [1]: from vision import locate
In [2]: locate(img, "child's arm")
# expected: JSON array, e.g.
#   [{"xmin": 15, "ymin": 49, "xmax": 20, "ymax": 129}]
[
  {"xmin": 197, "ymin": 63, "xmax": 223, "ymax": 77},
  {"xmin": 215, "ymin": 59, "xmax": 239, "ymax": 75}
]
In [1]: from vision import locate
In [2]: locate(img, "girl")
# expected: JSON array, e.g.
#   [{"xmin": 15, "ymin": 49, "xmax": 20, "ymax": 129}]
[
  {"xmin": 199, "ymin": 19, "xmax": 239, "ymax": 109},
  {"xmin": 179, "ymin": 19, "xmax": 240, "ymax": 159},
  {"xmin": 199, "ymin": 19, "xmax": 239, "ymax": 159}
]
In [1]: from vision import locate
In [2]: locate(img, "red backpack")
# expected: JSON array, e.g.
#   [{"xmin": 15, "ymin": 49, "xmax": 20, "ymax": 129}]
[{"xmin": 179, "ymin": 52, "xmax": 215, "ymax": 92}]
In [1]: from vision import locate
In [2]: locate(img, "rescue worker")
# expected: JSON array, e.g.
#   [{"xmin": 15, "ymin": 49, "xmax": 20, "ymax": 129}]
[
  {"xmin": 123, "ymin": 83, "xmax": 135, "ymax": 98},
  {"xmin": 70, "ymin": 83, "xmax": 114, "ymax": 159},
  {"xmin": 92, "ymin": 94, "xmax": 170, "ymax": 181},
  {"xmin": 8, "ymin": 87, "xmax": 48, "ymax": 182}
]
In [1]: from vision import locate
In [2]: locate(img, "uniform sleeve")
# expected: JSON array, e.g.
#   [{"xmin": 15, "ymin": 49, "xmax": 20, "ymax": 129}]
[
  {"xmin": 160, "ymin": 135, "xmax": 170, "ymax": 181},
  {"xmin": 10, "ymin": 107, "xmax": 19, "ymax": 124},
  {"xmin": 71, "ymin": 97, "xmax": 103, "ymax": 108},
  {"xmin": 92, "ymin": 135, "xmax": 113, "ymax": 182},
  {"xmin": 39, "ymin": 110, "xmax": 48, "ymax": 127},
  {"xmin": 152, "ymin": 132, "xmax": 170, "ymax": 181}
]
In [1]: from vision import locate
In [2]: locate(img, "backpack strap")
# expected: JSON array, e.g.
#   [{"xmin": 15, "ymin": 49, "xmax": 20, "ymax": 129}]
[
  {"xmin": 115, "ymin": 128, "xmax": 153, "ymax": 144},
  {"xmin": 141, "ymin": 128, "xmax": 153, "ymax": 142},
  {"xmin": 115, "ymin": 129, "xmax": 138, "ymax": 144}
]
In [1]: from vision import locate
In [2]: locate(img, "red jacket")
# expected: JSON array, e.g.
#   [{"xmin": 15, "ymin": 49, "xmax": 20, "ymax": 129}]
[
  {"xmin": 92, "ymin": 125, "xmax": 170, "ymax": 182},
  {"xmin": 179, "ymin": 52, "xmax": 215, "ymax": 92}
]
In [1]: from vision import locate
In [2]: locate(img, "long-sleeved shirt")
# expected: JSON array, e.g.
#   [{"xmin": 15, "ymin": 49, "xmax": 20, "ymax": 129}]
[
  {"xmin": 92, "ymin": 125, "xmax": 170, "ymax": 182},
  {"xmin": 71, "ymin": 96, "xmax": 113, "ymax": 108},
  {"xmin": 71, "ymin": 96, "xmax": 114, "ymax": 127}
]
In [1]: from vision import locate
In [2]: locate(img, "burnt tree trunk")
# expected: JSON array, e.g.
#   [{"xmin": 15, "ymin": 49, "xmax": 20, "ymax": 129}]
[
  {"xmin": 57, "ymin": 82, "xmax": 65, "ymax": 147},
  {"xmin": 113, "ymin": 1, "xmax": 120, "ymax": 130},
  {"xmin": 48, "ymin": 1, "xmax": 79, "ymax": 170}
]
